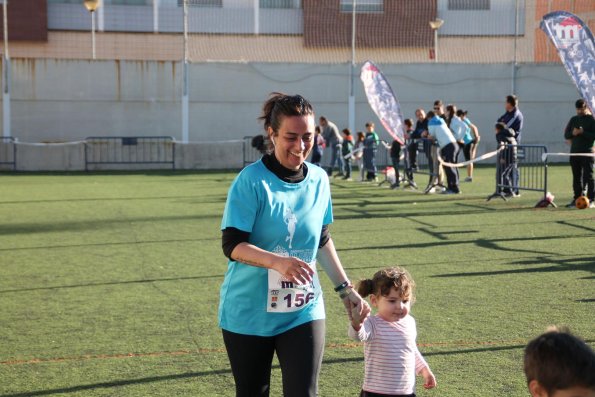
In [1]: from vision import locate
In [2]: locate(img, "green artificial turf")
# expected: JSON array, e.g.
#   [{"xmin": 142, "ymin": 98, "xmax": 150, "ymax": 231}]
[{"xmin": 0, "ymin": 166, "xmax": 593, "ymax": 396}]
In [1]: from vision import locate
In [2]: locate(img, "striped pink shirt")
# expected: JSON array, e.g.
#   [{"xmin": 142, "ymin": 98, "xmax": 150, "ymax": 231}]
[{"xmin": 348, "ymin": 314, "xmax": 428, "ymax": 395}]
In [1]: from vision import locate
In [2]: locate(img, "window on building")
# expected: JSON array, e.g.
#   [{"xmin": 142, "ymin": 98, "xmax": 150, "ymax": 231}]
[
  {"xmin": 340, "ymin": 0, "xmax": 383, "ymax": 13},
  {"xmin": 447, "ymin": 0, "xmax": 490, "ymax": 10},
  {"xmin": 48, "ymin": 0, "xmax": 153, "ymax": 4},
  {"xmin": 47, "ymin": 0, "xmax": 83, "ymax": 4},
  {"xmin": 260, "ymin": 0, "xmax": 302, "ymax": 9},
  {"xmin": 177, "ymin": 0, "xmax": 222, "ymax": 7},
  {"xmin": 104, "ymin": 0, "xmax": 152, "ymax": 4}
]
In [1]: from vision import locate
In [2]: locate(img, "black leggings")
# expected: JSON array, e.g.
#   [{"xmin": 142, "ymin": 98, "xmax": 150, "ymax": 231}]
[{"xmin": 222, "ymin": 320, "xmax": 325, "ymax": 397}]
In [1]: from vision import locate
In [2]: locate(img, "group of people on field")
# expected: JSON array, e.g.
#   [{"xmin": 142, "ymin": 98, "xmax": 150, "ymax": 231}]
[
  {"xmin": 314, "ymin": 117, "xmax": 381, "ymax": 183},
  {"xmin": 219, "ymin": 92, "xmax": 595, "ymax": 397},
  {"xmin": 313, "ymin": 98, "xmax": 488, "ymax": 195}
]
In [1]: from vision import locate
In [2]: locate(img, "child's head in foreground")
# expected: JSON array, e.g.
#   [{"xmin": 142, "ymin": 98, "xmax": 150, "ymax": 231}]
[
  {"xmin": 355, "ymin": 267, "xmax": 415, "ymax": 322},
  {"xmin": 524, "ymin": 326, "xmax": 595, "ymax": 397}
]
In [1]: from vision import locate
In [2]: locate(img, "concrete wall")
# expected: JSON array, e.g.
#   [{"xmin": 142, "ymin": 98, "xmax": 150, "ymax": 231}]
[
  {"xmin": 0, "ymin": 59, "xmax": 582, "ymax": 170},
  {"xmin": 1, "ymin": 140, "xmax": 246, "ymax": 171}
]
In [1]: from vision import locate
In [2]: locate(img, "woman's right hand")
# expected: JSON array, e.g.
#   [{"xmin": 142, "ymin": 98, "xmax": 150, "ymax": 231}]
[{"xmin": 271, "ymin": 256, "xmax": 314, "ymax": 285}]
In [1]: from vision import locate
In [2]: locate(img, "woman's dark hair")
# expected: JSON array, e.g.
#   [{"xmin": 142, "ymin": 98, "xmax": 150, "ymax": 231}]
[
  {"xmin": 251, "ymin": 135, "xmax": 267, "ymax": 154},
  {"xmin": 258, "ymin": 92, "xmax": 314, "ymax": 134},
  {"xmin": 445, "ymin": 104, "xmax": 457, "ymax": 126}
]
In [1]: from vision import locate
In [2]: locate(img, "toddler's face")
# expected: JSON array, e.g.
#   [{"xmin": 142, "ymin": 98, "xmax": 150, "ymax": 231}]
[{"xmin": 371, "ymin": 287, "xmax": 411, "ymax": 323}]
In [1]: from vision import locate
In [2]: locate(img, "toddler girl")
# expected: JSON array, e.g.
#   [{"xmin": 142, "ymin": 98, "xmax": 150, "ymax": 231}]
[{"xmin": 349, "ymin": 267, "xmax": 436, "ymax": 397}]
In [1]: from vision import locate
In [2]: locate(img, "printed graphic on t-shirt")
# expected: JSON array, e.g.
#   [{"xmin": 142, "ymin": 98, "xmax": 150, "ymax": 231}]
[{"xmin": 283, "ymin": 207, "xmax": 297, "ymax": 249}]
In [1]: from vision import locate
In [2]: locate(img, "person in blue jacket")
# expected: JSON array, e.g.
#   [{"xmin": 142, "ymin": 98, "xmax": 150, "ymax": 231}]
[
  {"xmin": 219, "ymin": 92, "xmax": 370, "ymax": 397},
  {"xmin": 423, "ymin": 111, "xmax": 460, "ymax": 194}
]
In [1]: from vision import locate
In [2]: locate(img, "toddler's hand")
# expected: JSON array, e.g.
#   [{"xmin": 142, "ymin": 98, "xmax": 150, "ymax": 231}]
[{"xmin": 421, "ymin": 367, "xmax": 437, "ymax": 389}]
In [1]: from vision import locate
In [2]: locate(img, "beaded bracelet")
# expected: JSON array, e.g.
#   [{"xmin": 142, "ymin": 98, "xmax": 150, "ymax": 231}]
[{"xmin": 334, "ymin": 280, "xmax": 351, "ymax": 292}]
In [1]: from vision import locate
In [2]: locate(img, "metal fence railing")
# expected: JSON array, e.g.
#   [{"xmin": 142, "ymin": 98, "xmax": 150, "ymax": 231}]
[
  {"xmin": 487, "ymin": 144, "xmax": 549, "ymax": 203},
  {"xmin": 0, "ymin": 137, "xmax": 17, "ymax": 171},
  {"xmin": 85, "ymin": 136, "xmax": 176, "ymax": 171}
]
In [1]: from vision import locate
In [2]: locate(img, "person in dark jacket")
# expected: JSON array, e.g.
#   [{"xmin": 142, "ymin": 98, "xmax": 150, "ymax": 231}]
[
  {"xmin": 495, "ymin": 122, "xmax": 518, "ymax": 196},
  {"xmin": 341, "ymin": 128, "xmax": 354, "ymax": 180},
  {"xmin": 563, "ymin": 99, "xmax": 595, "ymax": 208},
  {"xmin": 498, "ymin": 95, "xmax": 524, "ymax": 143},
  {"xmin": 498, "ymin": 95, "xmax": 524, "ymax": 195}
]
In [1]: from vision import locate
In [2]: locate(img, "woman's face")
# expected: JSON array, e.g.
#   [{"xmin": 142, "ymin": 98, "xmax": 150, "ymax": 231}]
[{"xmin": 270, "ymin": 115, "xmax": 315, "ymax": 171}]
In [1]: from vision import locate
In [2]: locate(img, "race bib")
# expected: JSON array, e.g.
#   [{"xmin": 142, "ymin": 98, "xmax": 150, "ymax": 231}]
[{"xmin": 267, "ymin": 264, "xmax": 320, "ymax": 313}]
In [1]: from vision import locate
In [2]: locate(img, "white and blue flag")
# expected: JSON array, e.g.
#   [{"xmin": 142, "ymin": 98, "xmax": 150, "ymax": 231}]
[
  {"xmin": 360, "ymin": 60, "xmax": 406, "ymax": 145},
  {"xmin": 541, "ymin": 11, "xmax": 595, "ymax": 112}
]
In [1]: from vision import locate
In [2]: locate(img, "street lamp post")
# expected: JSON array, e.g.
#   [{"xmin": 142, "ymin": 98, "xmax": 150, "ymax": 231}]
[
  {"xmin": 3, "ymin": 0, "xmax": 11, "ymax": 138},
  {"xmin": 83, "ymin": 0, "xmax": 101, "ymax": 60},
  {"xmin": 348, "ymin": 0, "xmax": 356, "ymax": 134},
  {"xmin": 429, "ymin": 18, "xmax": 444, "ymax": 63}
]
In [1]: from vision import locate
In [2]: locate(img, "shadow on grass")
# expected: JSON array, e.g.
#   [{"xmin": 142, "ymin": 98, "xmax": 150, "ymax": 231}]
[
  {"xmin": 433, "ymin": 255, "xmax": 595, "ymax": 278},
  {"xmin": 556, "ymin": 220, "xmax": 595, "ymax": 233},
  {"xmin": 2, "ymin": 343, "xmax": 533, "ymax": 397},
  {"xmin": 0, "ymin": 237, "xmax": 217, "ymax": 253},
  {"xmin": 338, "ymin": 234, "xmax": 587, "ymax": 255},
  {"xmin": 333, "ymin": 201, "xmax": 558, "ymax": 221},
  {"xmin": 0, "ymin": 214, "xmax": 220, "ymax": 236},
  {"xmin": 0, "ymin": 273, "xmax": 223, "ymax": 294},
  {"xmin": 0, "ymin": 195, "xmax": 226, "ymax": 206}
]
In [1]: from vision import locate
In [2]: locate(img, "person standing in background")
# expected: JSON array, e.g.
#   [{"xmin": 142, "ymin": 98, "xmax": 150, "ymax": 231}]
[
  {"xmin": 423, "ymin": 111, "xmax": 460, "ymax": 194},
  {"xmin": 563, "ymin": 99, "xmax": 595, "ymax": 208},
  {"xmin": 458, "ymin": 109, "xmax": 481, "ymax": 182},
  {"xmin": 498, "ymin": 95, "xmax": 524, "ymax": 195},
  {"xmin": 320, "ymin": 116, "xmax": 344, "ymax": 178},
  {"xmin": 363, "ymin": 122, "xmax": 380, "ymax": 182},
  {"xmin": 310, "ymin": 125, "xmax": 325, "ymax": 167}
]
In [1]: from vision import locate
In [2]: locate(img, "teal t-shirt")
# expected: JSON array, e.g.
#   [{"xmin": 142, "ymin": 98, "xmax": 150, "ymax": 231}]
[
  {"xmin": 462, "ymin": 118, "xmax": 474, "ymax": 145},
  {"xmin": 219, "ymin": 160, "xmax": 333, "ymax": 336}
]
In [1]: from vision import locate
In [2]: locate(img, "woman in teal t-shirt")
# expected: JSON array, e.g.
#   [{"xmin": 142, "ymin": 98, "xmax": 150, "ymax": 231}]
[{"xmin": 219, "ymin": 93, "xmax": 370, "ymax": 397}]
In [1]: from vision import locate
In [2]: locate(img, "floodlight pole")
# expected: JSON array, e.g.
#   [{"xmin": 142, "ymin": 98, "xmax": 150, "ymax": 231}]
[
  {"xmin": 3, "ymin": 0, "xmax": 11, "ymax": 139},
  {"xmin": 181, "ymin": 0, "xmax": 189, "ymax": 143},
  {"xmin": 348, "ymin": 0, "xmax": 356, "ymax": 134},
  {"xmin": 83, "ymin": 0, "xmax": 101, "ymax": 60},
  {"xmin": 511, "ymin": 0, "xmax": 519, "ymax": 94},
  {"xmin": 91, "ymin": 11, "xmax": 96, "ymax": 59},
  {"xmin": 429, "ymin": 18, "xmax": 444, "ymax": 63}
]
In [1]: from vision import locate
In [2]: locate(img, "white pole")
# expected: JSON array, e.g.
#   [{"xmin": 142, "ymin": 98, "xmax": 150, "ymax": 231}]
[
  {"xmin": 348, "ymin": 0, "xmax": 356, "ymax": 134},
  {"xmin": 512, "ymin": 0, "xmax": 519, "ymax": 94},
  {"xmin": 182, "ymin": 0, "xmax": 189, "ymax": 143},
  {"xmin": 434, "ymin": 28, "xmax": 438, "ymax": 63},
  {"xmin": 3, "ymin": 0, "xmax": 11, "ymax": 139},
  {"xmin": 91, "ymin": 11, "xmax": 96, "ymax": 60}
]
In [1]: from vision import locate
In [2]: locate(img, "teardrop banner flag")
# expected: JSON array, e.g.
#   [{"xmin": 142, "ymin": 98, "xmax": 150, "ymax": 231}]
[
  {"xmin": 360, "ymin": 60, "xmax": 405, "ymax": 145},
  {"xmin": 540, "ymin": 11, "xmax": 595, "ymax": 112}
]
